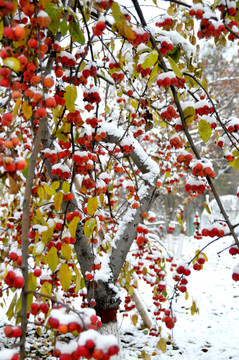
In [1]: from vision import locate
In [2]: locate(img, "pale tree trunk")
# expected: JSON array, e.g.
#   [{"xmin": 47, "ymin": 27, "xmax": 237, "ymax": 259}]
[{"xmin": 98, "ymin": 321, "xmax": 123, "ymax": 360}]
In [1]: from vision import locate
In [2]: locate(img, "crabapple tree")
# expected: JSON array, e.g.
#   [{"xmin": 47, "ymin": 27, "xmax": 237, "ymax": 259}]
[{"xmin": 0, "ymin": 0, "xmax": 239, "ymax": 359}]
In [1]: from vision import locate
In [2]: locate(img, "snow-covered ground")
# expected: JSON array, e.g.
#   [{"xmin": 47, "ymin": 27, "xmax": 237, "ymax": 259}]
[
  {"xmin": 0, "ymin": 235, "xmax": 238, "ymax": 359},
  {"xmin": 120, "ymin": 235, "xmax": 239, "ymax": 360}
]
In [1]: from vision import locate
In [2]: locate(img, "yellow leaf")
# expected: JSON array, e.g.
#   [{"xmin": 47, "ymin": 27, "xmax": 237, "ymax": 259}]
[
  {"xmin": 185, "ymin": 291, "xmax": 189, "ymax": 300},
  {"xmin": 87, "ymin": 197, "xmax": 98, "ymax": 216},
  {"xmin": 111, "ymin": 2, "xmax": 136, "ymax": 40},
  {"xmin": 6, "ymin": 294, "xmax": 17, "ymax": 321},
  {"xmin": 62, "ymin": 181, "xmax": 70, "ymax": 194},
  {"xmin": 167, "ymin": 56, "xmax": 182, "ymax": 78},
  {"xmin": 43, "ymin": 183, "xmax": 55, "ymax": 196},
  {"xmin": 204, "ymin": 202, "xmax": 211, "ymax": 214},
  {"xmin": 74, "ymin": 265, "xmax": 82, "ymax": 294},
  {"xmin": 84, "ymin": 218, "xmax": 96, "ymax": 238},
  {"xmin": 42, "ymin": 226, "xmax": 54, "ymax": 244},
  {"xmin": 64, "ymin": 85, "xmax": 77, "ymax": 112},
  {"xmin": 13, "ymin": 99, "xmax": 21, "ymax": 118},
  {"xmin": 191, "ymin": 300, "xmax": 199, "ymax": 315},
  {"xmin": 37, "ymin": 186, "xmax": 45, "ymax": 200},
  {"xmin": 36, "ymin": 209, "xmax": 45, "ymax": 225},
  {"xmin": 0, "ymin": 21, "xmax": 3, "ymax": 41},
  {"xmin": 141, "ymin": 50, "xmax": 158, "ymax": 70},
  {"xmin": 128, "ymin": 286, "xmax": 134, "ymax": 296},
  {"xmin": 40, "ymin": 282, "xmax": 52, "ymax": 296},
  {"xmin": 69, "ymin": 216, "xmax": 80, "ymax": 238},
  {"xmin": 156, "ymin": 338, "xmax": 167, "ymax": 353},
  {"xmin": 228, "ymin": 158, "xmax": 239, "ymax": 170},
  {"xmin": 3, "ymin": 57, "xmax": 21, "ymax": 72},
  {"xmin": 52, "ymin": 181, "xmax": 60, "ymax": 190},
  {"xmin": 61, "ymin": 243, "xmax": 71, "ymax": 262},
  {"xmin": 148, "ymin": 63, "xmax": 159, "ymax": 87},
  {"xmin": 22, "ymin": 101, "xmax": 32, "ymax": 120},
  {"xmin": 59, "ymin": 263, "xmax": 71, "ymax": 291},
  {"xmin": 7, "ymin": 173, "xmax": 20, "ymax": 194},
  {"xmin": 46, "ymin": 246, "xmax": 59, "ymax": 272},
  {"xmin": 183, "ymin": 106, "xmax": 195, "ymax": 125},
  {"xmin": 198, "ymin": 120, "xmax": 211, "ymax": 143},
  {"xmin": 54, "ymin": 191, "xmax": 63, "ymax": 212},
  {"xmin": 131, "ymin": 314, "xmax": 138, "ymax": 326}
]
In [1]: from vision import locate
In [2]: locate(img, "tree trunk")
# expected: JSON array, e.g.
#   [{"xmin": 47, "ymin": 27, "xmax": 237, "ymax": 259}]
[{"xmin": 98, "ymin": 320, "xmax": 123, "ymax": 360}]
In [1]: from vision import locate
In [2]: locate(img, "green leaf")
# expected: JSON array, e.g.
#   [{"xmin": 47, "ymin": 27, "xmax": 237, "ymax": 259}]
[
  {"xmin": 54, "ymin": 191, "xmax": 63, "ymax": 212},
  {"xmin": 198, "ymin": 120, "xmax": 211, "ymax": 143},
  {"xmin": 45, "ymin": 3, "xmax": 63, "ymax": 34},
  {"xmin": 84, "ymin": 218, "xmax": 96, "ymax": 238},
  {"xmin": 60, "ymin": 19, "xmax": 68, "ymax": 36},
  {"xmin": 167, "ymin": 55, "xmax": 182, "ymax": 78},
  {"xmin": 59, "ymin": 263, "xmax": 71, "ymax": 291},
  {"xmin": 69, "ymin": 22, "xmax": 85, "ymax": 45},
  {"xmin": 87, "ymin": 197, "xmax": 98, "ymax": 216},
  {"xmin": 68, "ymin": 216, "xmax": 81, "ymax": 238},
  {"xmin": 6, "ymin": 293, "xmax": 17, "ymax": 320},
  {"xmin": 3, "ymin": 57, "xmax": 21, "ymax": 72},
  {"xmin": 168, "ymin": 47, "xmax": 180, "ymax": 63},
  {"xmin": 141, "ymin": 50, "xmax": 158, "ymax": 70},
  {"xmin": 64, "ymin": 85, "xmax": 77, "ymax": 113},
  {"xmin": 46, "ymin": 247, "xmax": 59, "ymax": 273},
  {"xmin": 61, "ymin": 243, "xmax": 71, "ymax": 262},
  {"xmin": 183, "ymin": 106, "xmax": 195, "ymax": 125},
  {"xmin": 43, "ymin": 183, "xmax": 55, "ymax": 196}
]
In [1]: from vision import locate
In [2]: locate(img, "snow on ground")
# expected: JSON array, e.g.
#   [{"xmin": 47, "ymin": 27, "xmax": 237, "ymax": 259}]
[
  {"xmin": 0, "ymin": 236, "xmax": 238, "ymax": 359},
  {"xmin": 119, "ymin": 235, "xmax": 239, "ymax": 360}
]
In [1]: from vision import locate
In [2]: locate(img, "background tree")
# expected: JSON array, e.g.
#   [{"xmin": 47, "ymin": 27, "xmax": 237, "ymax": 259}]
[{"xmin": 0, "ymin": 1, "xmax": 239, "ymax": 360}]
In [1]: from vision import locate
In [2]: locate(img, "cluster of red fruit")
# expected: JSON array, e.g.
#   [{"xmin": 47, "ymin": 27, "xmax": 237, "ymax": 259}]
[
  {"xmin": 4, "ymin": 325, "xmax": 22, "ymax": 338},
  {"xmin": 136, "ymin": 224, "xmax": 149, "ymax": 246},
  {"xmin": 66, "ymin": 110, "xmax": 83, "ymax": 124},
  {"xmin": 197, "ymin": 19, "xmax": 226, "ymax": 39},
  {"xmin": 155, "ymin": 17, "xmax": 172, "ymax": 28},
  {"xmin": 195, "ymin": 100, "xmax": 214, "ymax": 116},
  {"xmin": 191, "ymin": 161, "xmax": 215, "ymax": 178},
  {"xmin": 136, "ymin": 64, "xmax": 151, "ymax": 78},
  {"xmin": 185, "ymin": 178, "xmax": 207, "ymax": 195},
  {"xmin": 158, "ymin": 40, "xmax": 173, "ymax": 55},
  {"xmin": 111, "ymin": 71, "xmax": 124, "ymax": 83},
  {"xmin": 128, "ymin": 29, "xmax": 150, "ymax": 47},
  {"xmin": 176, "ymin": 151, "xmax": 193, "ymax": 166},
  {"xmin": 162, "ymin": 309, "xmax": 177, "ymax": 329},
  {"xmin": 229, "ymin": 244, "xmax": 239, "ymax": 256},
  {"xmin": 83, "ymin": 86, "xmax": 101, "ymax": 104},
  {"xmin": 124, "ymin": 295, "xmax": 136, "ymax": 312},
  {"xmin": 169, "ymin": 135, "xmax": 183, "ymax": 149},
  {"xmin": 92, "ymin": 20, "xmax": 107, "ymax": 36},
  {"xmin": 218, "ymin": 0, "xmax": 238, "ymax": 16},
  {"xmin": 4, "ymin": 270, "xmax": 25, "ymax": 288},
  {"xmin": 30, "ymin": 301, "xmax": 49, "ymax": 315},
  {"xmin": 201, "ymin": 224, "xmax": 226, "ymax": 238},
  {"xmin": 193, "ymin": 253, "xmax": 207, "ymax": 271},
  {"xmin": 54, "ymin": 330, "xmax": 119, "ymax": 360},
  {"xmin": 157, "ymin": 72, "xmax": 185, "ymax": 88},
  {"xmin": 0, "ymin": 0, "xmax": 15, "ymax": 16},
  {"xmin": 51, "ymin": 164, "xmax": 71, "ymax": 179},
  {"xmin": 160, "ymin": 105, "xmax": 178, "ymax": 121}
]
